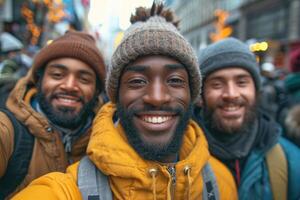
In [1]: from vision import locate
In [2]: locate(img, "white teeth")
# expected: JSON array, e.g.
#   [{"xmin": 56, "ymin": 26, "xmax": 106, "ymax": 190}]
[
  {"xmin": 58, "ymin": 98, "xmax": 77, "ymax": 103},
  {"xmin": 223, "ymin": 106, "xmax": 239, "ymax": 111},
  {"xmin": 143, "ymin": 116, "xmax": 171, "ymax": 124}
]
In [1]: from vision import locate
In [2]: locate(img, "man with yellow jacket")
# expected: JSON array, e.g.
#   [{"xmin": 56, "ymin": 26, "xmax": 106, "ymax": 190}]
[{"xmin": 13, "ymin": 3, "xmax": 237, "ymax": 200}]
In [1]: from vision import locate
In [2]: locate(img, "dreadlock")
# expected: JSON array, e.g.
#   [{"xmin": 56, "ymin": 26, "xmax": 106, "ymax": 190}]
[{"xmin": 130, "ymin": 2, "xmax": 180, "ymax": 28}]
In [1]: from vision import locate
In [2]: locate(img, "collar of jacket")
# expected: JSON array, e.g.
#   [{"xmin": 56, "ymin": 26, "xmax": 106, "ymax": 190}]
[
  {"xmin": 87, "ymin": 102, "xmax": 211, "ymax": 199},
  {"xmin": 6, "ymin": 75, "xmax": 53, "ymax": 140}
]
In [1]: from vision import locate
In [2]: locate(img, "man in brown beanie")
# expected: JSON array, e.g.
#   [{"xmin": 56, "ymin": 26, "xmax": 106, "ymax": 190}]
[
  {"xmin": 13, "ymin": 3, "xmax": 237, "ymax": 200},
  {"xmin": 0, "ymin": 30, "xmax": 106, "ymax": 199}
]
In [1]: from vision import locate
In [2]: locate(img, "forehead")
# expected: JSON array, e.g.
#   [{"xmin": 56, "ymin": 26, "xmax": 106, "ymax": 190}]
[
  {"xmin": 206, "ymin": 67, "xmax": 252, "ymax": 80},
  {"xmin": 124, "ymin": 55, "xmax": 186, "ymax": 73},
  {"xmin": 45, "ymin": 57, "xmax": 95, "ymax": 74}
]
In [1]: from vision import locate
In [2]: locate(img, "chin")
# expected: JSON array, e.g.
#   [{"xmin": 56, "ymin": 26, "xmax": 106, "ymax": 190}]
[{"xmin": 219, "ymin": 119, "xmax": 243, "ymax": 133}]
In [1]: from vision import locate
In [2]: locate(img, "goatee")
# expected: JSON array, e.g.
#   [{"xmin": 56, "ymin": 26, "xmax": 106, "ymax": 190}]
[{"xmin": 117, "ymin": 103, "xmax": 193, "ymax": 162}]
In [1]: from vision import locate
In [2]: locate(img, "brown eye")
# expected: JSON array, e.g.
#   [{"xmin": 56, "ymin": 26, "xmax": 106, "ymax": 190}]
[
  {"xmin": 51, "ymin": 72, "xmax": 63, "ymax": 80},
  {"xmin": 168, "ymin": 77, "xmax": 185, "ymax": 86},
  {"xmin": 79, "ymin": 76, "xmax": 92, "ymax": 84},
  {"xmin": 237, "ymin": 78, "xmax": 249, "ymax": 87},
  {"xmin": 128, "ymin": 78, "xmax": 147, "ymax": 88},
  {"xmin": 210, "ymin": 81, "xmax": 222, "ymax": 89}
]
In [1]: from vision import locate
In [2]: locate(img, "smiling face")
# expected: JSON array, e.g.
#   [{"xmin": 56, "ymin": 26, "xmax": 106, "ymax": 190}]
[
  {"xmin": 202, "ymin": 67, "xmax": 257, "ymax": 134},
  {"xmin": 37, "ymin": 57, "xmax": 98, "ymax": 129},
  {"xmin": 117, "ymin": 55, "xmax": 192, "ymax": 162}
]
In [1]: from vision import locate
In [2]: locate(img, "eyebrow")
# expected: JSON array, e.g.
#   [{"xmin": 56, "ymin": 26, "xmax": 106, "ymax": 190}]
[
  {"xmin": 123, "ymin": 65, "xmax": 147, "ymax": 73},
  {"xmin": 165, "ymin": 63, "xmax": 185, "ymax": 70},
  {"xmin": 207, "ymin": 73, "xmax": 252, "ymax": 81},
  {"xmin": 47, "ymin": 63, "xmax": 67, "ymax": 70},
  {"xmin": 47, "ymin": 63, "xmax": 95, "ymax": 76}
]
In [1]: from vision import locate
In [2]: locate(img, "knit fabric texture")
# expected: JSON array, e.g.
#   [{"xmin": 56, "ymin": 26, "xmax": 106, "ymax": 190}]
[
  {"xmin": 199, "ymin": 37, "xmax": 261, "ymax": 90},
  {"xmin": 106, "ymin": 16, "xmax": 201, "ymax": 103},
  {"xmin": 32, "ymin": 30, "xmax": 106, "ymax": 84}
]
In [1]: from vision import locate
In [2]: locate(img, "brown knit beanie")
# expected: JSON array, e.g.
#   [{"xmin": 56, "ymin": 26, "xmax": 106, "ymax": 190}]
[
  {"xmin": 32, "ymin": 30, "xmax": 106, "ymax": 86},
  {"xmin": 106, "ymin": 3, "xmax": 201, "ymax": 103}
]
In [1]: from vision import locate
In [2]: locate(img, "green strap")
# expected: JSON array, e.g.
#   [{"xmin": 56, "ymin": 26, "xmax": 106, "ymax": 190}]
[{"xmin": 266, "ymin": 143, "xmax": 287, "ymax": 200}]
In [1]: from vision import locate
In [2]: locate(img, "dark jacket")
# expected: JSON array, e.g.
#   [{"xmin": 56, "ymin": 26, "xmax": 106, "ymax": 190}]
[{"xmin": 194, "ymin": 110, "xmax": 300, "ymax": 200}]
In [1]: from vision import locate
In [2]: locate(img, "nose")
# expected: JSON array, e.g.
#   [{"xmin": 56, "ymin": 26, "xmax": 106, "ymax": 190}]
[
  {"xmin": 222, "ymin": 82, "xmax": 239, "ymax": 100},
  {"xmin": 143, "ymin": 79, "xmax": 171, "ymax": 107},
  {"xmin": 60, "ymin": 75, "xmax": 79, "ymax": 91}
]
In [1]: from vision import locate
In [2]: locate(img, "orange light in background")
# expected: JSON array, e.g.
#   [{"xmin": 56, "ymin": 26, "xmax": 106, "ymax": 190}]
[
  {"xmin": 21, "ymin": 0, "xmax": 66, "ymax": 45},
  {"xmin": 210, "ymin": 9, "xmax": 233, "ymax": 42}
]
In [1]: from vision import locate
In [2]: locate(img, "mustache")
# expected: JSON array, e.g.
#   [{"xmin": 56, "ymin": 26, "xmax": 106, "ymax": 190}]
[
  {"xmin": 217, "ymin": 98, "xmax": 246, "ymax": 107},
  {"xmin": 51, "ymin": 92, "xmax": 84, "ymax": 103}
]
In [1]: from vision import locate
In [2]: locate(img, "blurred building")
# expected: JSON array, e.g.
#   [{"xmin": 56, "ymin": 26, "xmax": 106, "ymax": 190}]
[
  {"xmin": 0, "ymin": 0, "xmax": 90, "ymax": 48},
  {"xmin": 170, "ymin": 0, "xmax": 300, "ymax": 69}
]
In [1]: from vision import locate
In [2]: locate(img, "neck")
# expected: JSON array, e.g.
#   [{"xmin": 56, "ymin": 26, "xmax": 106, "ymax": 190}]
[{"xmin": 157, "ymin": 153, "xmax": 178, "ymax": 163}]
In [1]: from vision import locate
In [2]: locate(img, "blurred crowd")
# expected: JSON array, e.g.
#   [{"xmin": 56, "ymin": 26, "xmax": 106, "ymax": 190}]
[
  {"xmin": 0, "ymin": 32, "xmax": 39, "ymax": 107},
  {"xmin": 0, "ymin": 3, "xmax": 300, "ymax": 199}
]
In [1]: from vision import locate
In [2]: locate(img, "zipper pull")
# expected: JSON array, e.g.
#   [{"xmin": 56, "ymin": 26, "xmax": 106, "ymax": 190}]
[{"xmin": 167, "ymin": 166, "xmax": 176, "ymax": 185}]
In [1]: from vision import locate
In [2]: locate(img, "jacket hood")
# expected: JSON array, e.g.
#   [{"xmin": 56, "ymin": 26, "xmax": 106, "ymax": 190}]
[
  {"xmin": 87, "ymin": 102, "xmax": 212, "ymax": 199},
  {"xmin": 6, "ymin": 71, "xmax": 52, "ymax": 140}
]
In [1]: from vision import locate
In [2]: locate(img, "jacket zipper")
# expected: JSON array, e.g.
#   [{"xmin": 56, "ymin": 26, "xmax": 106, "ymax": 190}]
[{"xmin": 167, "ymin": 166, "xmax": 176, "ymax": 200}]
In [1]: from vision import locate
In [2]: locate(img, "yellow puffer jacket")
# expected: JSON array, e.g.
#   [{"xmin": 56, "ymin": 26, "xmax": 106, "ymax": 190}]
[{"xmin": 13, "ymin": 103, "xmax": 237, "ymax": 200}]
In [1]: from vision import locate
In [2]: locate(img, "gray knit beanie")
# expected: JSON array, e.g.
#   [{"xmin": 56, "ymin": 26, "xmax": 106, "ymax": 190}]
[
  {"xmin": 106, "ymin": 5, "xmax": 201, "ymax": 103},
  {"xmin": 199, "ymin": 37, "xmax": 261, "ymax": 90}
]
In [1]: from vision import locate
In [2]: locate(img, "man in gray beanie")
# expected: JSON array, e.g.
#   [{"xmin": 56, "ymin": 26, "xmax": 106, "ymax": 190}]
[
  {"xmin": 195, "ymin": 37, "xmax": 300, "ymax": 200},
  {"xmin": 13, "ymin": 3, "xmax": 237, "ymax": 199}
]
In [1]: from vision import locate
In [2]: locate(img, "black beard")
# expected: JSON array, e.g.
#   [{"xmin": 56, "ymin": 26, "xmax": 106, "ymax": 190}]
[
  {"xmin": 36, "ymin": 89, "xmax": 98, "ymax": 129},
  {"xmin": 202, "ymin": 99, "xmax": 257, "ymax": 137},
  {"xmin": 116, "ymin": 103, "xmax": 192, "ymax": 162}
]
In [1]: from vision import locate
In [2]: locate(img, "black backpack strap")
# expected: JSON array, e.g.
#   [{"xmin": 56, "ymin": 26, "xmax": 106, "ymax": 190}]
[
  {"xmin": 0, "ymin": 108, "xmax": 34, "ymax": 199},
  {"xmin": 78, "ymin": 156, "xmax": 113, "ymax": 200}
]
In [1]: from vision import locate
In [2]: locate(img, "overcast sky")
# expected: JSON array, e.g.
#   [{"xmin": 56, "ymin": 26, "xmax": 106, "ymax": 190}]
[{"xmin": 88, "ymin": 0, "xmax": 153, "ymax": 30}]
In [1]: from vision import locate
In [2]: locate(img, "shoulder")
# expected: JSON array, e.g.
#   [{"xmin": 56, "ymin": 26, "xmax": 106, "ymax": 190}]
[
  {"xmin": 208, "ymin": 157, "xmax": 238, "ymax": 200},
  {"xmin": 12, "ymin": 171, "xmax": 81, "ymax": 200},
  {"xmin": 277, "ymin": 138, "xmax": 300, "ymax": 199},
  {"xmin": 0, "ymin": 110, "xmax": 14, "ymax": 135},
  {"xmin": 0, "ymin": 110, "xmax": 15, "ymax": 176},
  {"xmin": 279, "ymin": 137, "xmax": 300, "ymax": 156},
  {"xmin": 66, "ymin": 161, "xmax": 80, "ymax": 181},
  {"xmin": 275, "ymin": 138, "xmax": 300, "ymax": 169}
]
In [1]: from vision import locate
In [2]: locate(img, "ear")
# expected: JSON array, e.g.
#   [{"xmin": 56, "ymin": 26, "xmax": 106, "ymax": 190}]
[{"xmin": 195, "ymin": 97, "xmax": 203, "ymax": 108}]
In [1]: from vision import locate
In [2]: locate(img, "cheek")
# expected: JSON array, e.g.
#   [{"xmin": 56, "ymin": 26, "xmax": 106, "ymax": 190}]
[
  {"xmin": 172, "ymin": 88, "xmax": 190, "ymax": 106},
  {"xmin": 119, "ymin": 90, "xmax": 142, "ymax": 108},
  {"xmin": 242, "ymin": 87, "xmax": 256, "ymax": 106},
  {"xmin": 203, "ymin": 90, "xmax": 219, "ymax": 108},
  {"xmin": 248, "ymin": 94, "xmax": 256, "ymax": 107},
  {"xmin": 82, "ymin": 85, "xmax": 97, "ymax": 101},
  {"xmin": 40, "ymin": 78, "xmax": 53, "ymax": 95}
]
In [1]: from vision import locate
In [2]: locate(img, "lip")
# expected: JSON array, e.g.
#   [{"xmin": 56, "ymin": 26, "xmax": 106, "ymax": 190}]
[
  {"xmin": 218, "ymin": 105, "xmax": 244, "ymax": 118},
  {"xmin": 134, "ymin": 112, "xmax": 178, "ymax": 133},
  {"xmin": 53, "ymin": 95, "xmax": 82, "ymax": 108}
]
